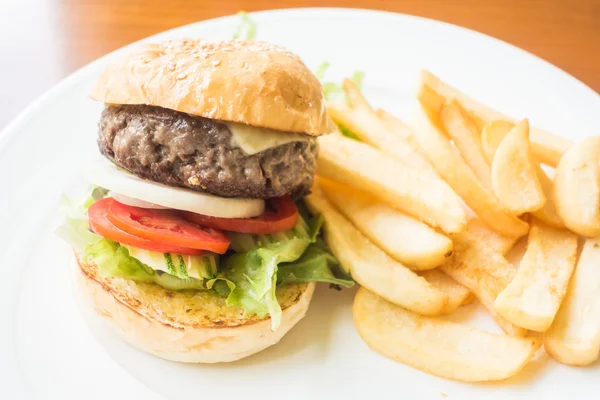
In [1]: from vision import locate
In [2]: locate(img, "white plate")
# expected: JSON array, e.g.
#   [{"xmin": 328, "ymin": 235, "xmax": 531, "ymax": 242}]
[{"xmin": 1, "ymin": 7, "xmax": 599, "ymax": 399}]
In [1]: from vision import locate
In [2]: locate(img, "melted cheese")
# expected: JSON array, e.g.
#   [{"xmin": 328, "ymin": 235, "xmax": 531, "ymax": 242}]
[{"xmin": 226, "ymin": 121, "xmax": 308, "ymax": 155}]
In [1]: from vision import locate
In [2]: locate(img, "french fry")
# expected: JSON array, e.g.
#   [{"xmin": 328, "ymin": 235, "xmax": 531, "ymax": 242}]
[
  {"xmin": 328, "ymin": 83, "xmax": 439, "ymax": 179},
  {"xmin": 417, "ymin": 69, "xmax": 572, "ymax": 167},
  {"xmin": 494, "ymin": 220, "xmax": 578, "ymax": 332},
  {"xmin": 305, "ymin": 184, "xmax": 449, "ymax": 315},
  {"xmin": 465, "ymin": 218, "xmax": 517, "ymax": 255},
  {"xmin": 343, "ymin": 78, "xmax": 373, "ymax": 110},
  {"xmin": 544, "ymin": 236, "xmax": 600, "ymax": 366},
  {"xmin": 419, "ymin": 269, "xmax": 474, "ymax": 314},
  {"xmin": 440, "ymin": 231, "xmax": 527, "ymax": 337},
  {"xmin": 327, "ymin": 103, "xmax": 437, "ymax": 176},
  {"xmin": 554, "ymin": 136, "xmax": 600, "ymax": 237},
  {"xmin": 482, "ymin": 120, "xmax": 564, "ymax": 227},
  {"xmin": 440, "ymin": 100, "xmax": 493, "ymax": 190},
  {"xmin": 410, "ymin": 104, "xmax": 528, "ymax": 238},
  {"xmin": 481, "ymin": 120, "xmax": 514, "ymax": 164},
  {"xmin": 316, "ymin": 134, "xmax": 467, "ymax": 234},
  {"xmin": 491, "ymin": 120, "xmax": 546, "ymax": 214},
  {"xmin": 376, "ymin": 108, "xmax": 421, "ymax": 151},
  {"xmin": 533, "ymin": 167, "xmax": 564, "ymax": 228},
  {"xmin": 320, "ymin": 178, "xmax": 453, "ymax": 270},
  {"xmin": 353, "ymin": 287, "xmax": 541, "ymax": 382}
]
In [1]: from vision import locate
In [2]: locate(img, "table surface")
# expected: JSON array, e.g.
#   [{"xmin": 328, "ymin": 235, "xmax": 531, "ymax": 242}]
[{"xmin": 1, "ymin": 0, "xmax": 599, "ymax": 128}]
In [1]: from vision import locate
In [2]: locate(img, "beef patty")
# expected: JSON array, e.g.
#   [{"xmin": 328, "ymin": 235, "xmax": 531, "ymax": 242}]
[{"xmin": 98, "ymin": 105, "xmax": 318, "ymax": 199}]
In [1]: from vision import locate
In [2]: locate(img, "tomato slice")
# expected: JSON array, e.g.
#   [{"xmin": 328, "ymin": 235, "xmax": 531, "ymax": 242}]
[
  {"xmin": 107, "ymin": 200, "xmax": 231, "ymax": 254},
  {"xmin": 88, "ymin": 198, "xmax": 204, "ymax": 255},
  {"xmin": 182, "ymin": 196, "xmax": 299, "ymax": 234}
]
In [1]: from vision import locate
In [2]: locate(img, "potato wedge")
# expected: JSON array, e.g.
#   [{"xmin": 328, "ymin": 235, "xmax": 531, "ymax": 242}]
[
  {"xmin": 305, "ymin": 184, "xmax": 449, "ymax": 315},
  {"xmin": 481, "ymin": 120, "xmax": 514, "ymax": 164},
  {"xmin": 327, "ymin": 100, "xmax": 439, "ymax": 179},
  {"xmin": 319, "ymin": 179, "xmax": 453, "ymax": 270},
  {"xmin": 554, "ymin": 136, "xmax": 600, "ymax": 236},
  {"xmin": 440, "ymin": 100, "xmax": 492, "ymax": 190},
  {"xmin": 544, "ymin": 236, "xmax": 600, "ymax": 366},
  {"xmin": 376, "ymin": 108, "xmax": 421, "ymax": 151},
  {"xmin": 419, "ymin": 269, "xmax": 473, "ymax": 314},
  {"xmin": 495, "ymin": 220, "xmax": 578, "ymax": 332},
  {"xmin": 411, "ymin": 104, "xmax": 528, "ymax": 238},
  {"xmin": 482, "ymin": 120, "xmax": 563, "ymax": 227},
  {"xmin": 440, "ymin": 232, "xmax": 527, "ymax": 336},
  {"xmin": 491, "ymin": 120, "xmax": 546, "ymax": 214},
  {"xmin": 343, "ymin": 78, "xmax": 372, "ymax": 110},
  {"xmin": 533, "ymin": 166, "xmax": 564, "ymax": 228},
  {"xmin": 317, "ymin": 134, "xmax": 466, "ymax": 233},
  {"xmin": 353, "ymin": 287, "xmax": 541, "ymax": 382},
  {"xmin": 465, "ymin": 218, "xmax": 517, "ymax": 255},
  {"xmin": 417, "ymin": 69, "xmax": 572, "ymax": 167}
]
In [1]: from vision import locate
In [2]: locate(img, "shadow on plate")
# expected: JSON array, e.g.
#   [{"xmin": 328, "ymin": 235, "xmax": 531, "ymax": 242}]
[{"xmin": 205, "ymin": 283, "xmax": 357, "ymax": 369}]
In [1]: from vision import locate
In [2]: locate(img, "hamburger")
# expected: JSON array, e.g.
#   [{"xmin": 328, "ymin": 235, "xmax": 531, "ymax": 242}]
[{"xmin": 58, "ymin": 39, "xmax": 352, "ymax": 363}]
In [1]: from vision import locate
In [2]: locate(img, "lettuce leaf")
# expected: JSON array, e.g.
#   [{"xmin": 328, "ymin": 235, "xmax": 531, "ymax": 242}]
[
  {"xmin": 278, "ymin": 239, "xmax": 354, "ymax": 288},
  {"xmin": 84, "ymin": 186, "xmax": 109, "ymax": 209},
  {"xmin": 337, "ymin": 125, "xmax": 361, "ymax": 141},
  {"xmin": 314, "ymin": 61, "xmax": 330, "ymax": 81},
  {"xmin": 278, "ymin": 239, "xmax": 353, "ymax": 287},
  {"xmin": 315, "ymin": 62, "xmax": 364, "ymax": 140},
  {"xmin": 221, "ymin": 213, "xmax": 346, "ymax": 330},
  {"xmin": 87, "ymin": 239, "xmax": 154, "ymax": 282},
  {"xmin": 232, "ymin": 11, "xmax": 257, "ymax": 40},
  {"xmin": 56, "ymin": 195, "xmax": 102, "ymax": 253},
  {"xmin": 315, "ymin": 62, "xmax": 365, "ymax": 104},
  {"xmin": 86, "ymin": 238, "xmax": 207, "ymax": 290},
  {"xmin": 223, "ymin": 235, "xmax": 310, "ymax": 329}
]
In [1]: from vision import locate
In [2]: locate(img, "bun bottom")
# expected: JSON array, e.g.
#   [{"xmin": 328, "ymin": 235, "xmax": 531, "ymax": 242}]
[{"xmin": 72, "ymin": 255, "xmax": 315, "ymax": 363}]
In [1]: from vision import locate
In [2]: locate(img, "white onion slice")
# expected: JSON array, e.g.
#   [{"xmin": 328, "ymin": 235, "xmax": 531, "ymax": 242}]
[
  {"xmin": 85, "ymin": 158, "xmax": 265, "ymax": 218},
  {"xmin": 109, "ymin": 193, "xmax": 167, "ymax": 209}
]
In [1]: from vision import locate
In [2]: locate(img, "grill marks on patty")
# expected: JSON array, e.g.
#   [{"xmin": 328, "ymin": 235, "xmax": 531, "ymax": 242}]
[{"xmin": 98, "ymin": 105, "xmax": 318, "ymax": 199}]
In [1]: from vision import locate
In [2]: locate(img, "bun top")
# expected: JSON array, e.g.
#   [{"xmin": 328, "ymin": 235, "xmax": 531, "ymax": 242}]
[{"xmin": 90, "ymin": 39, "xmax": 334, "ymax": 136}]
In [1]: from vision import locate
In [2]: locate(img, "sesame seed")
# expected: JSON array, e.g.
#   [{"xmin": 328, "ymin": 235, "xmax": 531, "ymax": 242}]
[
  {"xmin": 152, "ymin": 38, "xmax": 299, "ymax": 61},
  {"xmin": 167, "ymin": 62, "xmax": 175, "ymax": 71}
]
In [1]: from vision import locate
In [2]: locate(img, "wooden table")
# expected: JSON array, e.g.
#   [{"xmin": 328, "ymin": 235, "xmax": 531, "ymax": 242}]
[{"xmin": 1, "ymin": 0, "xmax": 598, "ymax": 128}]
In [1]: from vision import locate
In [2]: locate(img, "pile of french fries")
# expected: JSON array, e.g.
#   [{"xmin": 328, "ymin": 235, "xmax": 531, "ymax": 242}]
[{"xmin": 306, "ymin": 69, "xmax": 600, "ymax": 382}]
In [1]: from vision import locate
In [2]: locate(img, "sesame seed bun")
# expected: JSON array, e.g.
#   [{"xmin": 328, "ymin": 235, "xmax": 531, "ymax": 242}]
[
  {"xmin": 73, "ymin": 253, "xmax": 315, "ymax": 363},
  {"xmin": 90, "ymin": 39, "xmax": 334, "ymax": 136}
]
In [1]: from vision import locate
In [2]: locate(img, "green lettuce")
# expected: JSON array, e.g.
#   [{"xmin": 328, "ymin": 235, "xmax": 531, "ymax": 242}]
[
  {"xmin": 87, "ymin": 239, "xmax": 154, "ymax": 282},
  {"xmin": 316, "ymin": 62, "xmax": 365, "ymax": 104},
  {"xmin": 277, "ymin": 239, "xmax": 353, "ymax": 288},
  {"xmin": 221, "ymin": 213, "xmax": 353, "ymax": 329},
  {"xmin": 56, "ymin": 194, "xmax": 102, "ymax": 253},
  {"xmin": 223, "ymin": 236, "xmax": 309, "ymax": 329},
  {"xmin": 314, "ymin": 61, "xmax": 331, "ymax": 81},
  {"xmin": 87, "ymin": 239, "xmax": 207, "ymax": 290},
  {"xmin": 315, "ymin": 62, "xmax": 364, "ymax": 140},
  {"xmin": 232, "ymin": 11, "xmax": 257, "ymax": 40},
  {"xmin": 83, "ymin": 186, "xmax": 109, "ymax": 209}
]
